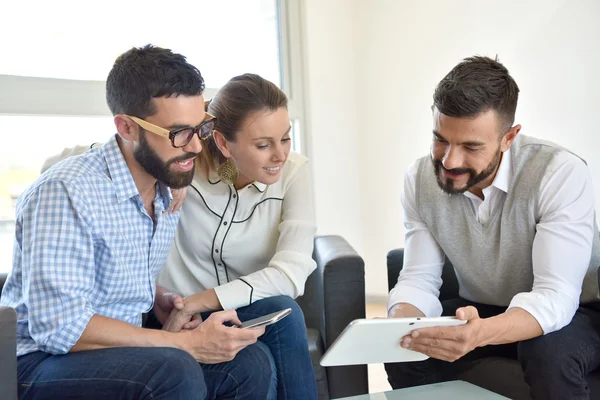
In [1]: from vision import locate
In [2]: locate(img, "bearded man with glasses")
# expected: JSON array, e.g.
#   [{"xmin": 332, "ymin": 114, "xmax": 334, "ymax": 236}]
[{"xmin": 0, "ymin": 45, "xmax": 272, "ymax": 400}]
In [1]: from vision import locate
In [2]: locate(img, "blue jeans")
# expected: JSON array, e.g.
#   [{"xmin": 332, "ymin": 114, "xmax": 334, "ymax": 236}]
[
  {"xmin": 254, "ymin": 340, "xmax": 278, "ymax": 400},
  {"xmin": 385, "ymin": 298, "xmax": 600, "ymax": 400},
  {"xmin": 144, "ymin": 295, "xmax": 317, "ymax": 399},
  {"xmin": 232, "ymin": 296, "xmax": 318, "ymax": 400},
  {"xmin": 17, "ymin": 344, "xmax": 272, "ymax": 399}
]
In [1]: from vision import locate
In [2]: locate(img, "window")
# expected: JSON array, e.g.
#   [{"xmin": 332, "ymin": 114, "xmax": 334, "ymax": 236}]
[
  {"xmin": 0, "ymin": 116, "xmax": 115, "ymax": 272},
  {"xmin": 0, "ymin": 0, "xmax": 308, "ymax": 273},
  {"xmin": 1, "ymin": 0, "xmax": 281, "ymax": 88}
]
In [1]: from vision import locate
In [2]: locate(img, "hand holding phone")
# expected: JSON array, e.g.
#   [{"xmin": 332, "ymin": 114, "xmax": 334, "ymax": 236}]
[
  {"xmin": 179, "ymin": 310, "xmax": 265, "ymax": 363},
  {"xmin": 238, "ymin": 308, "xmax": 292, "ymax": 329}
]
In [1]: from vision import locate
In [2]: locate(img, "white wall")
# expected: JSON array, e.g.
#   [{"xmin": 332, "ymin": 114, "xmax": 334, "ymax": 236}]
[
  {"xmin": 302, "ymin": 0, "xmax": 365, "ymax": 256},
  {"xmin": 303, "ymin": 0, "xmax": 600, "ymax": 300}
]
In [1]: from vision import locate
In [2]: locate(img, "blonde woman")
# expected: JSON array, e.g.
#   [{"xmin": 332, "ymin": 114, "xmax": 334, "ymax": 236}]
[{"xmin": 155, "ymin": 74, "xmax": 318, "ymax": 400}]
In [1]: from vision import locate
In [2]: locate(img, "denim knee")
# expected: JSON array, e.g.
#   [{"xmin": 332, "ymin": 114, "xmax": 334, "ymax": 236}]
[
  {"xmin": 152, "ymin": 347, "xmax": 207, "ymax": 398},
  {"xmin": 255, "ymin": 340, "xmax": 278, "ymax": 400},
  {"xmin": 250, "ymin": 296, "xmax": 317, "ymax": 399},
  {"xmin": 263, "ymin": 296, "xmax": 305, "ymax": 325},
  {"xmin": 232, "ymin": 343, "xmax": 274, "ymax": 399}
]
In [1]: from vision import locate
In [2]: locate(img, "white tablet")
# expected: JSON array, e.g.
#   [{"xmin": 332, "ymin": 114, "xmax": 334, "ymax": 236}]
[{"xmin": 319, "ymin": 317, "xmax": 467, "ymax": 366}]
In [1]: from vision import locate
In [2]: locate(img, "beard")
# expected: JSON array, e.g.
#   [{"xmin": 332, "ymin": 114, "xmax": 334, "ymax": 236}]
[
  {"xmin": 134, "ymin": 130, "xmax": 198, "ymax": 189},
  {"xmin": 431, "ymin": 148, "xmax": 502, "ymax": 195}
]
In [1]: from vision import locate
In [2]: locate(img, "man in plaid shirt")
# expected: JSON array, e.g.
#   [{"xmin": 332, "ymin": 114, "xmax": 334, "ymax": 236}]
[{"xmin": 0, "ymin": 45, "xmax": 271, "ymax": 400}]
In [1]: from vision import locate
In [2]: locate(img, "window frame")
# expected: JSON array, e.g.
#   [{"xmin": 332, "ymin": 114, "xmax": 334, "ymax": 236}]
[{"xmin": 0, "ymin": 0, "xmax": 308, "ymax": 156}]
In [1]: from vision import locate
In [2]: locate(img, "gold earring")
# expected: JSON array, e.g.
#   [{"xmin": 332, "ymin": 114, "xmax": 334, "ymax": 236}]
[{"xmin": 217, "ymin": 158, "xmax": 238, "ymax": 185}]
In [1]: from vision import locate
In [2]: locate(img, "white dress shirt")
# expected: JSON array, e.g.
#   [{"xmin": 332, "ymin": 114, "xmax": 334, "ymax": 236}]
[
  {"xmin": 158, "ymin": 151, "xmax": 317, "ymax": 311},
  {"xmin": 388, "ymin": 146, "xmax": 598, "ymax": 334}
]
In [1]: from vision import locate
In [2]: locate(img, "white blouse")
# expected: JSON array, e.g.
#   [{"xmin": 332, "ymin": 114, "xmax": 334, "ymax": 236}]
[{"xmin": 158, "ymin": 151, "xmax": 317, "ymax": 311}]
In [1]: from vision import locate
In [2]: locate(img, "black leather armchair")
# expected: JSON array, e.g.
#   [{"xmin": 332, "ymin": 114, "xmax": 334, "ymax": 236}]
[
  {"xmin": 387, "ymin": 248, "xmax": 600, "ymax": 400},
  {"xmin": 0, "ymin": 235, "xmax": 368, "ymax": 400},
  {"xmin": 0, "ymin": 304, "xmax": 17, "ymax": 400},
  {"xmin": 300, "ymin": 235, "xmax": 369, "ymax": 399}
]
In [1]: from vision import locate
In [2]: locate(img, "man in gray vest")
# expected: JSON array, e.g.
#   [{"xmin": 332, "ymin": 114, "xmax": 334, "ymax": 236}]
[{"xmin": 385, "ymin": 56, "xmax": 600, "ymax": 399}]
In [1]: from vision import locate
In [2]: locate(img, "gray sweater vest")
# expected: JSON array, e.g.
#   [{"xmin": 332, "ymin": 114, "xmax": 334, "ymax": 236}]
[{"xmin": 415, "ymin": 134, "xmax": 600, "ymax": 306}]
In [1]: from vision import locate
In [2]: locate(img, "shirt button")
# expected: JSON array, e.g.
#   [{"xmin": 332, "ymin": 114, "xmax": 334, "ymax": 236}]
[
  {"xmin": 215, "ymin": 249, "xmax": 219, "ymax": 253},
  {"xmin": 233, "ymin": 194, "xmax": 237, "ymax": 199},
  {"xmin": 223, "ymin": 221, "xmax": 228, "ymax": 226},
  {"xmin": 218, "ymin": 263, "xmax": 222, "ymax": 266},
  {"xmin": 247, "ymin": 186, "xmax": 251, "ymax": 189}
]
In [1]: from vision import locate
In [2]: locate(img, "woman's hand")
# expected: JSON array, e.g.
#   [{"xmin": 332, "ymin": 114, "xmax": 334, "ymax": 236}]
[
  {"xmin": 162, "ymin": 308, "xmax": 203, "ymax": 332},
  {"xmin": 165, "ymin": 188, "xmax": 188, "ymax": 214},
  {"xmin": 153, "ymin": 291, "xmax": 184, "ymax": 325},
  {"xmin": 162, "ymin": 289, "xmax": 222, "ymax": 332}
]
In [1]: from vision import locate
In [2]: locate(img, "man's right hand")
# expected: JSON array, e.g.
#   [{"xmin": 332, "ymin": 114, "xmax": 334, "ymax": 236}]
[
  {"xmin": 388, "ymin": 303, "xmax": 426, "ymax": 319},
  {"xmin": 178, "ymin": 310, "xmax": 265, "ymax": 364}
]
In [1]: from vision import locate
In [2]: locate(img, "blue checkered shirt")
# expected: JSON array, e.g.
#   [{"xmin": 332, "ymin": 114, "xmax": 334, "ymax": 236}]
[{"xmin": 0, "ymin": 135, "xmax": 179, "ymax": 356}]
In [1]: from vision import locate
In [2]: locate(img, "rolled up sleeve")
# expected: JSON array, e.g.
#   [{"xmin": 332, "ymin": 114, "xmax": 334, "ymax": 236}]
[{"xmin": 508, "ymin": 153, "xmax": 596, "ymax": 334}]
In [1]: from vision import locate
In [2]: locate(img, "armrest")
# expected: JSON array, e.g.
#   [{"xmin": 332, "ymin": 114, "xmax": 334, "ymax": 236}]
[
  {"xmin": 386, "ymin": 249, "xmax": 404, "ymax": 292},
  {"xmin": 313, "ymin": 235, "xmax": 368, "ymax": 398},
  {"xmin": 316, "ymin": 236, "xmax": 365, "ymax": 350},
  {"xmin": 0, "ymin": 306, "xmax": 18, "ymax": 400},
  {"xmin": 297, "ymin": 237, "xmax": 327, "ymax": 341},
  {"xmin": 299, "ymin": 235, "xmax": 366, "ymax": 346},
  {"xmin": 386, "ymin": 248, "xmax": 459, "ymax": 301}
]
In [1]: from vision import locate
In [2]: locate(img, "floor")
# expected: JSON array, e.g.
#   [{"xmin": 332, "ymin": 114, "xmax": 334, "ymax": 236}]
[{"xmin": 365, "ymin": 302, "xmax": 393, "ymax": 394}]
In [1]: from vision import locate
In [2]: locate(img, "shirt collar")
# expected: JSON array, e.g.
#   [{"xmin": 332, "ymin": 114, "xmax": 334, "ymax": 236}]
[
  {"xmin": 252, "ymin": 182, "xmax": 268, "ymax": 192},
  {"xmin": 492, "ymin": 147, "xmax": 512, "ymax": 194},
  {"xmin": 462, "ymin": 147, "xmax": 512, "ymax": 200},
  {"xmin": 207, "ymin": 168, "xmax": 267, "ymax": 193},
  {"xmin": 101, "ymin": 135, "xmax": 173, "ymax": 207}
]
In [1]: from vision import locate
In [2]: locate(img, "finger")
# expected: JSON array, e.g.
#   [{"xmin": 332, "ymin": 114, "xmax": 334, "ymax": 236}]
[
  {"xmin": 172, "ymin": 199, "xmax": 183, "ymax": 213},
  {"xmin": 249, "ymin": 326, "xmax": 266, "ymax": 337},
  {"xmin": 210, "ymin": 310, "xmax": 242, "ymax": 326},
  {"xmin": 405, "ymin": 335, "xmax": 467, "ymax": 362},
  {"xmin": 162, "ymin": 317, "xmax": 180, "ymax": 333},
  {"xmin": 404, "ymin": 336, "xmax": 462, "ymax": 354},
  {"xmin": 230, "ymin": 325, "xmax": 265, "ymax": 343},
  {"xmin": 162, "ymin": 292, "xmax": 184, "ymax": 310},
  {"xmin": 164, "ymin": 202, "xmax": 176, "ymax": 214},
  {"xmin": 170, "ymin": 294, "xmax": 185, "ymax": 310},
  {"xmin": 411, "ymin": 325, "xmax": 463, "ymax": 341},
  {"xmin": 408, "ymin": 343, "xmax": 462, "ymax": 362},
  {"xmin": 410, "ymin": 326, "xmax": 449, "ymax": 340},
  {"xmin": 165, "ymin": 306, "xmax": 196, "ymax": 331},
  {"xmin": 183, "ymin": 314, "xmax": 203, "ymax": 330},
  {"xmin": 456, "ymin": 306, "xmax": 480, "ymax": 321},
  {"xmin": 183, "ymin": 320, "xmax": 202, "ymax": 330}
]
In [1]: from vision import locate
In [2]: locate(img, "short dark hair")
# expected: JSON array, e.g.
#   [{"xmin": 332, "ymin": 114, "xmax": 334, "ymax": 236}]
[
  {"xmin": 202, "ymin": 73, "xmax": 288, "ymax": 166},
  {"xmin": 106, "ymin": 44, "xmax": 205, "ymax": 118},
  {"xmin": 433, "ymin": 56, "xmax": 520, "ymax": 132}
]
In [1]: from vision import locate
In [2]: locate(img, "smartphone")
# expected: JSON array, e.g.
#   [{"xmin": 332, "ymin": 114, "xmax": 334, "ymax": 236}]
[{"xmin": 238, "ymin": 308, "xmax": 292, "ymax": 329}]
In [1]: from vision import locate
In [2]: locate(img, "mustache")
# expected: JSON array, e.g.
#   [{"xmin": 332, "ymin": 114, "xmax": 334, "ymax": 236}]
[
  {"xmin": 437, "ymin": 161, "xmax": 471, "ymax": 175},
  {"xmin": 167, "ymin": 153, "xmax": 199, "ymax": 166}
]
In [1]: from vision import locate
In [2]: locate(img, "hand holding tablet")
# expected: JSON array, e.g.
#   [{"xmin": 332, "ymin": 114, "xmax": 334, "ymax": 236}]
[{"xmin": 320, "ymin": 316, "xmax": 467, "ymax": 366}]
